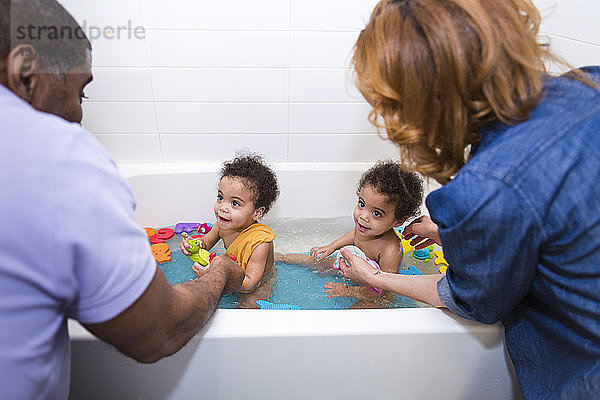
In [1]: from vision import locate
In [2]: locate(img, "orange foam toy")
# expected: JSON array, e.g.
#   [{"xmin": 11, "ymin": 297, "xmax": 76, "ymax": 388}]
[
  {"xmin": 144, "ymin": 227, "xmax": 157, "ymax": 239},
  {"xmin": 151, "ymin": 243, "xmax": 172, "ymax": 264}
]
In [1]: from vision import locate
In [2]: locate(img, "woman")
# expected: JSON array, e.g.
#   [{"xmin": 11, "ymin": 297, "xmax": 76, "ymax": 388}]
[{"xmin": 339, "ymin": 0, "xmax": 600, "ymax": 399}]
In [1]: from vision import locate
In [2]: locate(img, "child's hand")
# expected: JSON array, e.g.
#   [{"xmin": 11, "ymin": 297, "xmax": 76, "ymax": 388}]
[
  {"xmin": 179, "ymin": 232, "xmax": 194, "ymax": 255},
  {"xmin": 323, "ymin": 282, "xmax": 348, "ymax": 298},
  {"xmin": 310, "ymin": 244, "xmax": 336, "ymax": 259},
  {"xmin": 192, "ymin": 261, "xmax": 209, "ymax": 279}
]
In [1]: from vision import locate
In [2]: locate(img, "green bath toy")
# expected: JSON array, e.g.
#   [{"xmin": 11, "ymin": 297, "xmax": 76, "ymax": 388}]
[{"xmin": 186, "ymin": 239, "xmax": 210, "ymax": 266}]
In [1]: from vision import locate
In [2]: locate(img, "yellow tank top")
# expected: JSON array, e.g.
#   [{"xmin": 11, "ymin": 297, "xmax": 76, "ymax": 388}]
[{"xmin": 225, "ymin": 223, "xmax": 275, "ymax": 270}]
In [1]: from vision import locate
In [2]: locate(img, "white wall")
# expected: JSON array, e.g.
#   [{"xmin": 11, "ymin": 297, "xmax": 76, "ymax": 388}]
[{"xmin": 58, "ymin": 0, "xmax": 600, "ymax": 165}]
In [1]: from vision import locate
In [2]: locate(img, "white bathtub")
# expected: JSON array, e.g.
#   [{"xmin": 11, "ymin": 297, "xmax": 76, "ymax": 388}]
[{"xmin": 68, "ymin": 163, "xmax": 522, "ymax": 399}]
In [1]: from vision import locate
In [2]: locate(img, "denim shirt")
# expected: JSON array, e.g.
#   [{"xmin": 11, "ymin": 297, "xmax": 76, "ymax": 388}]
[{"xmin": 431, "ymin": 67, "xmax": 600, "ymax": 400}]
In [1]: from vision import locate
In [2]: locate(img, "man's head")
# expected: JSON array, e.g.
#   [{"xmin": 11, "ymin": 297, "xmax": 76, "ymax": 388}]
[{"xmin": 0, "ymin": 0, "xmax": 92, "ymax": 122}]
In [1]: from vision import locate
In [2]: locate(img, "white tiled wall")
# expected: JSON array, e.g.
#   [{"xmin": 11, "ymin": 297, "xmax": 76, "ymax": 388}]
[{"xmin": 60, "ymin": 0, "xmax": 600, "ymax": 164}]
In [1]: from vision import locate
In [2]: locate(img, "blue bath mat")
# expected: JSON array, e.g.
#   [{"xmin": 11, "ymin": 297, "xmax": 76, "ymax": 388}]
[
  {"xmin": 398, "ymin": 265, "xmax": 423, "ymax": 275},
  {"xmin": 256, "ymin": 300, "xmax": 301, "ymax": 310}
]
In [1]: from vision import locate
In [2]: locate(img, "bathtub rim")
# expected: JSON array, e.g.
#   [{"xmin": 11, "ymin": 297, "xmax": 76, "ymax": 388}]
[{"xmin": 69, "ymin": 307, "xmax": 502, "ymax": 341}]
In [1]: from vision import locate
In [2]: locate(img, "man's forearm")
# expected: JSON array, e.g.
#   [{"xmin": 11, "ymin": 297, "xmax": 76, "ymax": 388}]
[{"xmin": 160, "ymin": 265, "xmax": 231, "ymax": 357}]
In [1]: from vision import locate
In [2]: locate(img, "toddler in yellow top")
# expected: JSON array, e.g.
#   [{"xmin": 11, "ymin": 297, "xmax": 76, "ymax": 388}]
[
  {"xmin": 180, "ymin": 153, "xmax": 279, "ymax": 300},
  {"xmin": 276, "ymin": 161, "xmax": 424, "ymax": 307}
]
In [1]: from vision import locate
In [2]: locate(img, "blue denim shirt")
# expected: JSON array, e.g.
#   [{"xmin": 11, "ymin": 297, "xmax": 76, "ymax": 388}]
[{"xmin": 432, "ymin": 67, "xmax": 600, "ymax": 400}]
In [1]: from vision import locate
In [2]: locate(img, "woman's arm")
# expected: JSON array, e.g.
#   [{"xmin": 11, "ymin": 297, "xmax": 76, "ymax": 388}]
[{"xmin": 338, "ymin": 248, "xmax": 445, "ymax": 307}]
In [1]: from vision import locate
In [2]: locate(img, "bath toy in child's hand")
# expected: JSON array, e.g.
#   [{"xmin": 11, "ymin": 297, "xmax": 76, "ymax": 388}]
[{"xmin": 185, "ymin": 239, "xmax": 210, "ymax": 266}]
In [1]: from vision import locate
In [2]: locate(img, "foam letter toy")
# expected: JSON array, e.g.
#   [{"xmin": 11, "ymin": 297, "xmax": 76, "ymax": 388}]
[
  {"xmin": 151, "ymin": 243, "xmax": 172, "ymax": 264},
  {"xmin": 434, "ymin": 250, "xmax": 448, "ymax": 266},
  {"xmin": 398, "ymin": 265, "xmax": 423, "ymax": 275},
  {"xmin": 174, "ymin": 222, "xmax": 201, "ymax": 234},
  {"xmin": 144, "ymin": 227, "xmax": 156, "ymax": 239},
  {"xmin": 149, "ymin": 228, "xmax": 175, "ymax": 244},
  {"xmin": 401, "ymin": 239, "xmax": 414, "ymax": 255}
]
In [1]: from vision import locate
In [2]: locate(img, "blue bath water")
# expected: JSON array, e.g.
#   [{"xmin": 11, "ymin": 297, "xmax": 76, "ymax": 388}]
[{"xmin": 152, "ymin": 220, "xmax": 430, "ymax": 309}]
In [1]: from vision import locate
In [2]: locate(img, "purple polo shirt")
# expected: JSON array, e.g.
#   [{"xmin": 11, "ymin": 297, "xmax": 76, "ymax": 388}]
[{"xmin": 0, "ymin": 84, "xmax": 156, "ymax": 399}]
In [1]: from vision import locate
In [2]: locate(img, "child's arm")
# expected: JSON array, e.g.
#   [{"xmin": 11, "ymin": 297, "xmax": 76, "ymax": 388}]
[
  {"xmin": 179, "ymin": 224, "xmax": 221, "ymax": 255},
  {"xmin": 377, "ymin": 238, "xmax": 403, "ymax": 274},
  {"xmin": 309, "ymin": 229, "xmax": 355, "ymax": 258},
  {"xmin": 239, "ymin": 241, "xmax": 273, "ymax": 293},
  {"xmin": 199, "ymin": 223, "xmax": 221, "ymax": 250}
]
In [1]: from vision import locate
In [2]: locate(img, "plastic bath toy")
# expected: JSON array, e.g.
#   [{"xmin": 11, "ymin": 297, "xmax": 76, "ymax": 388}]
[
  {"xmin": 439, "ymin": 265, "xmax": 448, "ymax": 274},
  {"xmin": 208, "ymin": 252, "xmax": 238, "ymax": 263},
  {"xmin": 149, "ymin": 228, "xmax": 175, "ymax": 244},
  {"xmin": 198, "ymin": 223, "xmax": 213, "ymax": 235},
  {"xmin": 413, "ymin": 247, "xmax": 431, "ymax": 260},
  {"xmin": 151, "ymin": 243, "xmax": 171, "ymax": 264},
  {"xmin": 185, "ymin": 239, "xmax": 210, "ymax": 266},
  {"xmin": 256, "ymin": 300, "xmax": 301, "ymax": 310}
]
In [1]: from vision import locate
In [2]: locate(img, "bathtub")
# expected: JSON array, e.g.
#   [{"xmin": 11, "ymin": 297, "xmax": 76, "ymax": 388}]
[{"xmin": 68, "ymin": 163, "xmax": 522, "ymax": 399}]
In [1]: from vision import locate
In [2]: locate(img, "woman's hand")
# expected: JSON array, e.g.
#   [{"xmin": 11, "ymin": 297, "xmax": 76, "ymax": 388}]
[
  {"xmin": 179, "ymin": 232, "xmax": 193, "ymax": 255},
  {"xmin": 323, "ymin": 282, "xmax": 348, "ymax": 298},
  {"xmin": 337, "ymin": 248, "xmax": 380, "ymax": 287},
  {"xmin": 310, "ymin": 243, "xmax": 336, "ymax": 259},
  {"xmin": 402, "ymin": 216, "xmax": 441, "ymax": 249}
]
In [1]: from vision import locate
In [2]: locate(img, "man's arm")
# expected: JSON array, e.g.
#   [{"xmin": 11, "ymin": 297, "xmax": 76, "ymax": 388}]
[{"xmin": 83, "ymin": 255, "xmax": 244, "ymax": 363}]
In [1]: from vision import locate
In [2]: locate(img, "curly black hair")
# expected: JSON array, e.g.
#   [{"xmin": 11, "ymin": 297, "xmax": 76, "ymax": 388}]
[
  {"xmin": 220, "ymin": 153, "xmax": 279, "ymax": 214},
  {"xmin": 358, "ymin": 160, "xmax": 424, "ymax": 221}
]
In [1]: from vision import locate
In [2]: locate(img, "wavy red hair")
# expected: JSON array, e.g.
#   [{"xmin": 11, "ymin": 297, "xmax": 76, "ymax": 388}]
[{"xmin": 353, "ymin": 0, "xmax": 585, "ymax": 184}]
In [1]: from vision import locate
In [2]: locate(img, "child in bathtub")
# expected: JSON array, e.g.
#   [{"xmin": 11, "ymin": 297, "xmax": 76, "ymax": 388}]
[
  {"xmin": 180, "ymin": 153, "xmax": 279, "ymax": 308},
  {"xmin": 275, "ymin": 161, "xmax": 424, "ymax": 307}
]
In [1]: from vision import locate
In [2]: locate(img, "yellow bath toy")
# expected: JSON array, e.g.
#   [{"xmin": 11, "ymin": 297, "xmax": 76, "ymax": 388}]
[
  {"xmin": 438, "ymin": 265, "xmax": 448, "ymax": 274},
  {"xmin": 434, "ymin": 250, "xmax": 448, "ymax": 266},
  {"xmin": 402, "ymin": 239, "xmax": 414, "ymax": 255},
  {"xmin": 186, "ymin": 239, "xmax": 210, "ymax": 266}
]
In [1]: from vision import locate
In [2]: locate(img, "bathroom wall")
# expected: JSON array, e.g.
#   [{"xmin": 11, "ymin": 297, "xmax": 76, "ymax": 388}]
[{"xmin": 58, "ymin": 0, "xmax": 600, "ymax": 165}]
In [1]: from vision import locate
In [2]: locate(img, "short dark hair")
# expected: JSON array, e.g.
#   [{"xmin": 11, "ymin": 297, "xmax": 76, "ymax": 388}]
[
  {"xmin": 358, "ymin": 160, "xmax": 424, "ymax": 220},
  {"xmin": 220, "ymin": 153, "xmax": 279, "ymax": 214},
  {"xmin": 0, "ymin": 0, "xmax": 91, "ymax": 74}
]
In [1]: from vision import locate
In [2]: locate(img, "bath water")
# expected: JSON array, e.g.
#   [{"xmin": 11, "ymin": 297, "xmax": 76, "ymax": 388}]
[{"xmin": 154, "ymin": 217, "xmax": 434, "ymax": 309}]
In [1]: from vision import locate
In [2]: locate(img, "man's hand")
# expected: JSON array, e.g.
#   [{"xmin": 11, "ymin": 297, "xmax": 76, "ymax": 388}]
[{"xmin": 209, "ymin": 255, "xmax": 244, "ymax": 295}]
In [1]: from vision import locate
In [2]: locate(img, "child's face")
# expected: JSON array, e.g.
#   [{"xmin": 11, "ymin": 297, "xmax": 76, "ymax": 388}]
[
  {"xmin": 214, "ymin": 176, "xmax": 264, "ymax": 231},
  {"xmin": 353, "ymin": 184, "xmax": 400, "ymax": 238}
]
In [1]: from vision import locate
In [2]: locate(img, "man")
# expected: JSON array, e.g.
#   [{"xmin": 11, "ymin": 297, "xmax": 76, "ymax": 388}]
[{"xmin": 0, "ymin": 1, "xmax": 244, "ymax": 398}]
